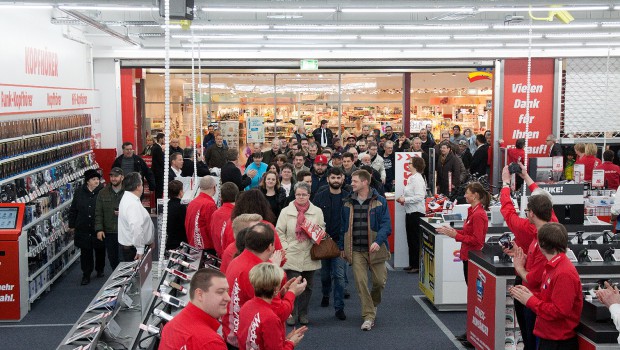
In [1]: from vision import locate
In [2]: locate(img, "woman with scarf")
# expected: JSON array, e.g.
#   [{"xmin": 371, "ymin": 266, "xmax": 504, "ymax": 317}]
[{"xmin": 276, "ymin": 181, "xmax": 325, "ymax": 327}]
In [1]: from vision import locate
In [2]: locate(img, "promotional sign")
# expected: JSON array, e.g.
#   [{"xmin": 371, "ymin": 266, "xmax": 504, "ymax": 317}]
[
  {"xmin": 592, "ymin": 169, "xmax": 605, "ymax": 188},
  {"xmin": 552, "ymin": 156, "xmax": 564, "ymax": 172},
  {"xmin": 394, "ymin": 152, "xmax": 423, "ymax": 268},
  {"xmin": 574, "ymin": 164, "xmax": 585, "ymax": 183},
  {"xmin": 466, "ymin": 263, "xmax": 497, "ymax": 350},
  {"xmin": 246, "ymin": 117, "xmax": 265, "ymax": 143},
  {"xmin": 502, "ymin": 59, "xmax": 555, "ymax": 158},
  {"xmin": 419, "ymin": 229, "xmax": 436, "ymax": 303},
  {"xmin": 0, "ymin": 85, "xmax": 97, "ymax": 115},
  {"xmin": 219, "ymin": 120, "xmax": 240, "ymax": 151}
]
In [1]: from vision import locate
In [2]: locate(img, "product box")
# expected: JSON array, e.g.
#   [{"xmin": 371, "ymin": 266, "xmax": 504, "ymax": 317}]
[{"xmin": 505, "ymin": 306, "xmax": 515, "ymax": 328}]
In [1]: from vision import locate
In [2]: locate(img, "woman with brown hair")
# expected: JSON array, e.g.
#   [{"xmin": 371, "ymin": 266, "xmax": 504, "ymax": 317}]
[
  {"xmin": 259, "ymin": 171, "xmax": 287, "ymax": 218},
  {"xmin": 396, "ymin": 156, "xmax": 427, "ymax": 273},
  {"xmin": 436, "ymin": 182, "xmax": 490, "ymax": 346}
]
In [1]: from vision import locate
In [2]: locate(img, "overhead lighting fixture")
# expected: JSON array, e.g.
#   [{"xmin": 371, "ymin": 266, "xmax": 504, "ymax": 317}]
[
  {"xmin": 546, "ymin": 33, "xmax": 620, "ymax": 38},
  {"xmin": 479, "ymin": 6, "xmax": 609, "ymax": 12},
  {"xmin": 172, "ymin": 34, "xmax": 265, "ymax": 40},
  {"xmin": 0, "ymin": 4, "xmax": 53, "ymax": 9},
  {"xmin": 497, "ymin": 23, "xmax": 599, "ymax": 29},
  {"xmin": 454, "ymin": 34, "xmax": 544, "ymax": 40},
  {"xmin": 584, "ymin": 42, "xmax": 620, "ymax": 46},
  {"xmin": 346, "ymin": 44, "xmax": 424, "ymax": 48},
  {"xmin": 268, "ymin": 34, "xmax": 358, "ymax": 40},
  {"xmin": 426, "ymin": 43, "xmax": 505, "ymax": 48},
  {"xmin": 341, "ymin": 7, "xmax": 474, "ymax": 13},
  {"xmin": 58, "ymin": 6, "xmax": 157, "ymax": 11},
  {"xmin": 272, "ymin": 25, "xmax": 382, "ymax": 30},
  {"xmin": 504, "ymin": 42, "xmax": 584, "ymax": 47},
  {"xmin": 361, "ymin": 35, "xmax": 450, "ymax": 40},
  {"xmin": 190, "ymin": 25, "xmax": 271, "ymax": 30},
  {"xmin": 263, "ymin": 44, "xmax": 343, "ymax": 48},
  {"xmin": 601, "ymin": 22, "xmax": 620, "ymax": 27},
  {"xmin": 202, "ymin": 7, "xmax": 336, "ymax": 13},
  {"xmin": 181, "ymin": 43, "xmax": 263, "ymax": 48},
  {"xmin": 384, "ymin": 24, "xmax": 489, "ymax": 30}
]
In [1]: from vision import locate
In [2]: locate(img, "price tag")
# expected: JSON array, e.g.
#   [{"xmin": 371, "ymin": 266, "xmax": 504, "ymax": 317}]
[
  {"xmin": 552, "ymin": 156, "xmax": 563, "ymax": 172},
  {"xmin": 573, "ymin": 164, "xmax": 585, "ymax": 183},
  {"xmin": 592, "ymin": 170, "xmax": 605, "ymax": 187}
]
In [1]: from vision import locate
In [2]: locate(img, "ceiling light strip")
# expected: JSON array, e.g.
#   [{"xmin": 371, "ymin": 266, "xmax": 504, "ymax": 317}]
[
  {"xmin": 58, "ymin": 6, "xmax": 157, "ymax": 11},
  {"xmin": 341, "ymin": 8, "xmax": 474, "ymax": 13},
  {"xmin": 202, "ymin": 7, "xmax": 336, "ymax": 13},
  {"xmin": 478, "ymin": 6, "xmax": 610, "ymax": 12}
]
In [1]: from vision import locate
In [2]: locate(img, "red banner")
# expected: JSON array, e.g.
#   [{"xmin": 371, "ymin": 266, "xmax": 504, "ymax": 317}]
[
  {"xmin": 502, "ymin": 59, "xmax": 555, "ymax": 158},
  {"xmin": 466, "ymin": 263, "xmax": 497, "ymax": 350}
]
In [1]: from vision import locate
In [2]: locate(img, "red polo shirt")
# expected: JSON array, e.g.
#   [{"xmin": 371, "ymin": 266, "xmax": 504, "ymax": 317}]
[
  {"xmin": 210, "ymin": 202, "xmax": 235, "ymax": 257},
  {"xmin": 595, "ymin": 162, "xmax": 620, "ymax": 189},
  {"xmin": 455, "ymin": 204, "xmax": 488, "ymax": 261},
  {"xmin": 526, "ymin": 253, "xmax": 583, "ymax": 341},
  {"xmin": 238, "ymin": 297, "xmax": 295, "ymax": 350},
  {"xmin": 185, "ymin": 192, "xmax": 217, "ymax": 249},
  {"xmin": 222, "ymin": 250, "xmax": 294, "ymax": 348},
  {"xmin": 160, "ymin": 302, "xmax": 227, "ymax": 350},
  {"xmin": 575, "ymin": 155, "xmax": 601, "ymax": 182}
]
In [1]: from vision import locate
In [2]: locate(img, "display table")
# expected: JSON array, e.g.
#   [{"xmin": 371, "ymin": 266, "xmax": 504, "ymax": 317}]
[
  {"xmin": 418, "ymin": 217, "xmax": 613, "ymax": 312},
  {"xmin": 467, "ymin": 248, "xmax": 620, "ymax": 350}
]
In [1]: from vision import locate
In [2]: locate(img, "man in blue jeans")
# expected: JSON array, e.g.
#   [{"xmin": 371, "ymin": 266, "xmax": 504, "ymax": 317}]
[{"xmin": 312, "ymin": 167, "xmax": 349, "ymax": 320}]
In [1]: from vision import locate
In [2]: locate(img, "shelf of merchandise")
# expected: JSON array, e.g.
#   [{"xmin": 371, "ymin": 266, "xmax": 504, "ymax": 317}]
[
  {"xmin": 0, "ymin": 137, "xmax": 92, "ymax": 166},
  {"xmin": 22, "ymin": 200, "xmax": 73, "ymax": 233},
  {"xmin": 0, "ymin": 126, "xmax": 87, "ymax": 144},
  {"xmin": 29, "ymin": 247, "xmax": 80, "ymax": 304},
  {"xmin": 28, "ymin": 240, "xmax": 76, "ymax": 282},
  {"xmin": 0, "ymin": 150, "xmax": 93, "ymax": 185}
]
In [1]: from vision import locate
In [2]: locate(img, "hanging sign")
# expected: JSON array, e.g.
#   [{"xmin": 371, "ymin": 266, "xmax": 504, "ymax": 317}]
[
  {"xmin": 246, "ymin": 117, "xmax": 265, "ymax": 143},
  {"xmin": 219, "ymin": 120, "xmax": 239, "ymax": 151},
  {"xmin": 300, "ymin": 59, "xmax": 319, "ymax": 71},
  {"xmin": 501, "ymin": 59, "xmax": 555, "ymax": 157}
]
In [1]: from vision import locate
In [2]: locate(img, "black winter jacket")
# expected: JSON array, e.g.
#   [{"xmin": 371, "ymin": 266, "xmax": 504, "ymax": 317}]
[{"xmin": 69, "ymin": 183, "xmax": 103, "ymax": 249}]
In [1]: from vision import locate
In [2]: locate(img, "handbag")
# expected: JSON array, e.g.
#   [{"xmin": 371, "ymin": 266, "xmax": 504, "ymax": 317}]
[{"xmin": 310, "ymin": 234, "xmax": 341, "ymax": 260}]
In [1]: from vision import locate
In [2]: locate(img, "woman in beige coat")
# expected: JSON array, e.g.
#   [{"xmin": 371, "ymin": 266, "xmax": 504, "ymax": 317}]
[{"xmin": 276, "ymin": 181, "xmax": 325, "ymax": 327}]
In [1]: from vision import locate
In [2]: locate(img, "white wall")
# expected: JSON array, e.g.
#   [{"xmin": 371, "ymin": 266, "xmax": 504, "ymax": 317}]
[{"xmin": 93, "ymin": 58, "xmax": 123, "ymax": 150}]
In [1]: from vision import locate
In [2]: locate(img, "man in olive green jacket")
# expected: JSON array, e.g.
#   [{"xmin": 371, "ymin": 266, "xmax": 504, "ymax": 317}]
[{"xmin": 95, "ymin": 167, "xmax": 125, "ymax": 269}]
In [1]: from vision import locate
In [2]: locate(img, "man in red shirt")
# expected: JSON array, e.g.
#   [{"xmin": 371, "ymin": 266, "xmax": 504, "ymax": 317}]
[
  {"xmin": 160, "ymin": 268, "xmax": 230, "ymax": 350},
  {"xmin": 596, "ymin": 150, "xmax": 620, "ymax": 190},
  {"xmin": 210, "ymin": 182, "xmax": 239, "ymax": 257},
  {"xmin": 501, "ymin": 165, "xmax": 558, "ymax": 350},
  {"xmin": 223, "ymin": 223, "xmax": 299, "ymax": 350},
  {"xmin": 510, "ymin": 223, "xmax": 582, "ymax": 350},
  {"xmin": 185, "ymin": 176, "xmax": 218, "ymax": 255}
]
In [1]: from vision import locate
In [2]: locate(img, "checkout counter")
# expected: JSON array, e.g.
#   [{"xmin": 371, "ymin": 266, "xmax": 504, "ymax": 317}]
[{"xmin": 418, "ymin": 217, "xmax": 612, "ymax": 312}]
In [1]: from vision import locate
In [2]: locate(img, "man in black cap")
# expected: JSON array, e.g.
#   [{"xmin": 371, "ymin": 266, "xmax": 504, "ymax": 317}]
[
  {"xmin": 313, "ymin": 119, "xmax": 334, "ymax": 149},
  {"xmin": 95, "ymin": 167, "xmax": 125, "ymax": 269},
  {"xmin": 330, "ymin": 152, "xmax": 344, "ymax": 169}
]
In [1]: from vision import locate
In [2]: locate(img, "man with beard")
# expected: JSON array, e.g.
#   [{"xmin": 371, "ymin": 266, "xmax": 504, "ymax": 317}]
[
  {"xmin": 346, "ymin": 135, "xmax": 358, "ymax": 150},
  {"xmin": 95, "ymin": 167, "xmax": 125, "ymax": 269},
  {"xmin": 330, "ymin": 152, "xmax": 343, "ymax": 169},
  {"xmin": 300, "ymin": 138, "xmax": 310, "ymax": 157},
  {"xmin": 418, "ymin": 128, "xmax": 435, "ymax": 154},
  {"xmin": 357, "ymin": 126, "xmax": 371, "ymax": 141},
  {"xmin": 384, "ymin": 125, "xmax": 398, "ymax": 142},
  {"xmin": 204, "ymin": 132, "xmax": 229, "ymax": 169},
  {"xmin": 382, "ymin": 141, "xmax": 396, "ymax": 192},
  {"xmin": 312, "ymin": 167, "xmax": 349, "ymax": 321},
  {"xmin": 311, "ymin": 155, "xmax": 329, "ymax": 198},
  {"xmin": 357, "ymin": 139, "xmax": 368, "ymax": 154},
  {"xmin": 293, "ymin": 152, "xmax": 310, "ymax": 177},
  {"xmin": 394, "ymin": 133, "xmax": 411, "ymax": 152}
]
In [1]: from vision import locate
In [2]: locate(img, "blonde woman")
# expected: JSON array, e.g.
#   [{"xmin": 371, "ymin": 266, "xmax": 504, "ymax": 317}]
[{"xmin": 574, "ymin": 143, "xmax": 601, "ymax": 182}]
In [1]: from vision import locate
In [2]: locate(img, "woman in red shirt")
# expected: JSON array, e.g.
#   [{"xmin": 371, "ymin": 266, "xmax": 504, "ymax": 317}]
[
  {"xmin": 238, "ymin": 263, "xmax": 308, "ymax": 350},
  {"xmin": 574, "ymin": 143, "xmax": 601, "ymax": 182}
]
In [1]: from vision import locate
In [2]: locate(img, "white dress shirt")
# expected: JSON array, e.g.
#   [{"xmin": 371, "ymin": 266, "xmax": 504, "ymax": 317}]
[
  {"xmin": 171, "ymin": 166, "xmax": 182, "ymax": 178},
  {"xmin": 610, "ymin": 304, "xmax": 620, "ymax": 344},
  {"xmin": 118, "ymin": 191, "xmax": 154, "ymax": 254},
  {"xmin": 403, "ymin": 172, "xmax": 427, "ymax": 214}
]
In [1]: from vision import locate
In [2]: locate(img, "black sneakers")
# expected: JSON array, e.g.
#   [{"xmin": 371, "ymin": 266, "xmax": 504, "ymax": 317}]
[{"xmin": 335, "ymin": 310, "xmax": 346, "ymax": 320}]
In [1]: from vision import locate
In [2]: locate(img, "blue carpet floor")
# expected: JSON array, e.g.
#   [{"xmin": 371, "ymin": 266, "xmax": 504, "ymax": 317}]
[{"xmin": 0, "ymin": 260, "xmax": 468, "ymax": 349}]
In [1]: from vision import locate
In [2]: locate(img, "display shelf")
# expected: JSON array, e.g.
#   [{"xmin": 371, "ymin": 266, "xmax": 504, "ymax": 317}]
[
  {"xmin": 29, "ymin": 249, "xmax": 80, "ymax": 303},
  {"xmin": 0, "ymin": 150, "xmax": 93, "ymax": 185},
  {"xmin": 17, "ymin": 163, "xmax": 97, "ymax": 205},
  {"xmin": 0, "ymin": 126, "xmax": 86, "ymax": 144},
  {"xmin": 28, "ymin": 240, "xmax": 76, "ymax": 281},
  {"xmin": 0, "ymin": 137, "xmax": 92, "ymax": 165},
  {"xmin": 23, "ymin": 199, "xmax": 72, "ymax": 232}
]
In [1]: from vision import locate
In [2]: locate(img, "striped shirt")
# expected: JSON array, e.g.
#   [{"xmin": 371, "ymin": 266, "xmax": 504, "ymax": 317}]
[{"xmin": 351, "ymin": 197, "xmax": 371, "ymax": 252}]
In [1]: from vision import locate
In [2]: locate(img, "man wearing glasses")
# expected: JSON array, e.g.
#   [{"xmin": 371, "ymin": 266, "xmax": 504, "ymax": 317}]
[{"xmin": 112, "ymin": 141, "xmax": 155, "ymax": 192}]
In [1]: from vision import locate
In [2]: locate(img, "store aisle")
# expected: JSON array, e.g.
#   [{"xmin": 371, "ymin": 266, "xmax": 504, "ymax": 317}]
[{"xmin": 0, "ymin": 262, "xmax": 468, "ymax": 350}]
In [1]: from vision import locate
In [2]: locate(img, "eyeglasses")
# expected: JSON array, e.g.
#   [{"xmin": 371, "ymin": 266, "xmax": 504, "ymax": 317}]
[{"xmin": 295, "ymin": 193, "xmax": 310, "ymax": 197}]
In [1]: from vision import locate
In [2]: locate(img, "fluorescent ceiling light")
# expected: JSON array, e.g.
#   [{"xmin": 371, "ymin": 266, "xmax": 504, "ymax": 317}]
[
  {"xmin": 600, "ymin": 22, "xmax": 620, "ymax": 27},
  {"xmin": 362, "ymin": 35, "xmax": 450, "ymax": 40},
  {"xmin": 181, "ymin": 43, "xmax": 262, "ymax": 48},
  {"xmin": 497, "ymin": 23, "xmax": 599, "ymax": 30},
  {"xmin": 384, "ymin": 24, "xmax": 488, "ymax": 30},
  {"xmin": 454, "ymin": 34, "xmax": 544, "ymax": 40},
  {"xmin": 59, "ymin": 6, "xmax": 157, "ymax": 11},
  {"xmin": 426, "ymin": 43, "xmax": 505, "ymax": 48},
  {"xmin": 202, "ymin": 7, "xmax": 336, "ymax": 13},
  {"xmin": 346, "ymin": 44, "xmax": 424, "ymax": 48},
  {"xmin": 478, "ymin": 6, "xmax": 609, "ymax": 12},
  {"xmin": 272, "ymin": 25, "xmax": 381, "ymax": 30},
  {"xmin": 172, "ymin": 34, "xmax": 265, "ymax": 40},
  {"xmin": 0, "ymin": 4, "xmax": 53, "ymax": 9},
  {"xmin": 263, "ymin": 44, "xmax": 343, "ymax": 48},
  {"xmin": 341, "ymin": 7, "xmax": 474, "ymax": 13},
  {"xmin": 584, "ymin": 42, "xmax": 620, "ymax": 46},
  {"xmin": 268, "ymin": 35, "xmax": 358, "ymax": 40},
  {"xmin": 505, "ymin": 42, "xmax": 584, "ymax": 47},
  {"xmin": 191, "ymin": 25, "xmax": 271, "ymax": 30},
  {"xmin": 546, "ymin": 33, "xmax": 620, "ymax": 38}
]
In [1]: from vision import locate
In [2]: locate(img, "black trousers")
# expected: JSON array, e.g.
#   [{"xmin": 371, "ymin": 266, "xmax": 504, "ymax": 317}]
[
  {"xmin": 513, "ymin": 276, "xmax": 527, "ymax": 347},
  {"xmin": 405, "ymin": 212, "xmax": 425, "ymax": 268},
  {"xmin": 80, "ymin": 245, "xmax": 105, "ymax": 276},
  {"xmin": 538, "ymin": 337, "xmax": 578, "ymax": 350},
  {"xmin": 462, "ymin": 260, "xmax": 469, "ymax": 286},
  {"xmin": 120, "ymin": 244, "xmax": 137, "ymax": 262},
  {"xmin": 104, "ymin": 232, "xmax": 120, "ymax": 269}
]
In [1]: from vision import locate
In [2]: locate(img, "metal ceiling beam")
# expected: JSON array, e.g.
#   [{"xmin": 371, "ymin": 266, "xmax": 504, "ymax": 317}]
[{"xmin": 58, "ymin": 8, "xmax": 143, "ymax": 47}]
